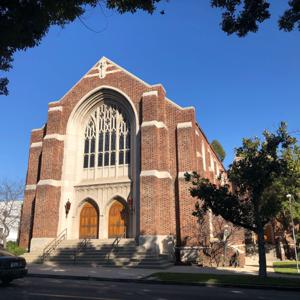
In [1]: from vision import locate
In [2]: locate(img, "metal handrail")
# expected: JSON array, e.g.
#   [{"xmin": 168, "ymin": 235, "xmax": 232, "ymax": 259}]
[
  {"xmin": 73, "ymin": 238, "xmax": 90, "ymax": 264},
  {"xmin": 106, "ymin": 231, "xmax": 126, "ymax": 263},
  {"xmin": 42, "ymin": 228, "xmax": 67, "ymax": 262}
]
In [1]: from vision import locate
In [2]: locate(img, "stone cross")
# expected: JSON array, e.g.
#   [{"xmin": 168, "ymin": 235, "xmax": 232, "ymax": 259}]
[{"xmin": 98, "ymin": 59, "xmax": 107, "ymax": 79}]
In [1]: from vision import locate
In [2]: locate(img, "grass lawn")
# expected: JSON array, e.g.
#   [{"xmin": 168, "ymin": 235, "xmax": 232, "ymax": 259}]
[
  {"xmin": 150, "ymin": 272, "xmax": 300, "ymax": 288},
  {"xmin": 273, "ymin": 261, "xmax": 300, "ymax": 276}
]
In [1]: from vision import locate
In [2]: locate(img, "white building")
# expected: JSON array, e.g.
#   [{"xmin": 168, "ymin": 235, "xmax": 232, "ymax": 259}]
[{"xmin": 0, "ymin": 200, "xmax": 23, "ymax": 244}]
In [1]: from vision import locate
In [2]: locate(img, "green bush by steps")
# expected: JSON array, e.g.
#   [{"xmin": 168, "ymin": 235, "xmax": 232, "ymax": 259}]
[{"xmin": 5, "ymin": 241, "xmax": 26, "ymax": 256}]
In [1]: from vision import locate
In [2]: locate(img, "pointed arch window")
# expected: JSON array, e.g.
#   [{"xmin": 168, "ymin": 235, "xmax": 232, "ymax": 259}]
[{"xmin": 83, "ymin": 103, "xmax": 130, "ymax": 169}]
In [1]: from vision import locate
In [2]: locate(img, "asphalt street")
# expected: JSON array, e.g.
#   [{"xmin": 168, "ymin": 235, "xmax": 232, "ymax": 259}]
[{"xmin": 0, "ymin": 277, "xmax": 299, "ymax": 300}]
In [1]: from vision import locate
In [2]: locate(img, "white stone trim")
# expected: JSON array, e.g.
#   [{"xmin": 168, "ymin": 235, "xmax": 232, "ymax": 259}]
[
  {"xmin": 195, "ymin": 130, "xmax": 199, "ymax": 136},
  {"xmin": 48, "ymin": 100, "xmax": 60, "ymax": 105},
  {"xmin": 178, "ymin": 171, "xmax": 193, "ymax": 178},
  {"xmin": 165, "ymin": 97, "xmax": 195, "ymax": 111},
  {"xmin": 142, "ymin": 91, "xmax": 158, "ymax": 97},
  {"xmin": 151, "ymin": 84, "xmax": 166, "ymax": 94},
  {"xmin": 106, "ymin": 69, "xmax": 122, "ymax": 75},
  {"xmin": 83, "ymin": 65, "xmax": 122, "ymax": 78},
  {"xmin": 202, "ymin": 140, "xmax": 207, "ymax": 171},
  {"xmin": 38, "ymin": 179, "xmax": 61, "ymax": 187},
  {"xmin": 84, "ymin": 73, "xmax": 98, "ymax": 78},
  {"xmin": 196, "ymin": 151, "xmax": 201, "ymax": 157},
  {"xmin": 177, "ymin": 122, "xmax": 192, "ymax": 129},
  {"xmin": 141, "ymin": 120, "xmax": 167, "ymax": 129},
  {"xmin": 48, "ymin": 106, "xmax": 63, "ymax": 112},
  {"xmin": 31, "ymin": 125, "xmax": 45, "ymax": 132},
  {"xmin": 140, "ymin": 170, "xmax": 172, "ymax": 179},
  {"xmin": 44, "ymin": 134, "xmax": 65, "ymax": 141},
  {"xmin": 25, "ymin": 184, "xmax": 36, "ymax": 191},
  {"xmin": 30, "ymin": 142, "xmax": 43, "ymax": 148}
]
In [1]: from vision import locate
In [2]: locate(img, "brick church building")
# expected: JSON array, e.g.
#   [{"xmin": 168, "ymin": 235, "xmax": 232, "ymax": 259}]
[{"xmin": 19, "ymin": 57, "xmax": 244, "ymax": 264}]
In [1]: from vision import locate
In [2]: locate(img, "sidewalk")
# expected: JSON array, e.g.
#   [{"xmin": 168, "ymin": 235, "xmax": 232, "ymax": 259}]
[{"xmin": 27, "ymin": 262, "xmax": 300, "ymax": 281}]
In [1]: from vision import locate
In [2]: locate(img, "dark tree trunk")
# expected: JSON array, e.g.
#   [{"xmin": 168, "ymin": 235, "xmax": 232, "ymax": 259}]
[{"xmin": 257, "ymin": 224, "xmax": 267, "ymax": 277}]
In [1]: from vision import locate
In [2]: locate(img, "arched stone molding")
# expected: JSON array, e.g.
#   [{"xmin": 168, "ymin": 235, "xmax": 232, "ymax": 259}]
[
  {"xmin": 67, "ymin": 86, "xmax": 139, "ymax": 135},
  {"xmin": 58, "ymin": 87, "xmax": 140, "ymax": 240},
  {"xmin": 105, "ymin": 195, "xmax": 128, "ymax": 212},
  {"xmin": 77, "ymin": 197, "xmax": 100, "ymax": 215}
]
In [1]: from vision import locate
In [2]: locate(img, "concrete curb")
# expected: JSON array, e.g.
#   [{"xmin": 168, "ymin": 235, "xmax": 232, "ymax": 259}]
[{"xmin": 27, "ymin": 272, "xmax": 300, "ymax": 292}]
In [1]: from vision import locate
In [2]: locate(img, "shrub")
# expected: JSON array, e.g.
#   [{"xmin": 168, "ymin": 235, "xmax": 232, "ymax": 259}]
[{"xmin": 5, "ymin": 241, "xmax": 26, "ymax": 256}]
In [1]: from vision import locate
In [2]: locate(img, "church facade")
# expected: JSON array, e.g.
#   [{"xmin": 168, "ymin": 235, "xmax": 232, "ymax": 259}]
[{"xmin": 19, "ymin": 57, "xmax": 244, "ymax": 263}]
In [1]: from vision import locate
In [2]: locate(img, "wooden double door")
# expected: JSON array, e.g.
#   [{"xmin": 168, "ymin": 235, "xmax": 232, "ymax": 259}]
[
  {"xmin": 79, "ymin": 200, "xmax": 128, "ymax": 239},
  {"xmin": 79, "ymin": 202, "xmax": 99, "ymax": 239},
  {"xmin": 108, "ymin": 200, "xmax": 128, "ymax": 238}
]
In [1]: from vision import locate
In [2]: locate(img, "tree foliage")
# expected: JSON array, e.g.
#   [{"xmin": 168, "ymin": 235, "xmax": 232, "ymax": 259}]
[
  {"xmin": 0, "ymin": 0, "xmax": 162, "ymax": 95},
  {"xmin": 211, "ymin": 0, "xmax": 300, "ymax": 37},
  {"xmin": 262, "ymin": 145, "xmax": 300, "ymax": 257},
  {"xmin": 1, "ymin": 1, "xmax": 300, "ymax": 96},
  {"xmin": 185, "ymin": 122, "xmax": 298, "ymax": 277},
  {"xmin": 211, "ymin": 140, "xmax": 226, "ymax": 162}
]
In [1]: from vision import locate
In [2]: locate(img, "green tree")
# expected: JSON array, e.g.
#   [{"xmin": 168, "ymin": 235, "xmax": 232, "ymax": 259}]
[
  {"xmin": 211, "ymin": 0, "xmax": 300, "ymax": 37},
  {"xmin": 1, "ymin": 1, "xmax": 299, "ymax": 96},
  {"xmin": 211, "ymin": 140, "xmax": 226, "ymax": 162},
  {"xmin": 263, "ymin": 145, "xmax": 300, "ymax": 257},
  {"xmin": 185, "ymin": 122, "xmax": 297, "ymax": 277},
  {"xmin": 0, "ymin": 0, "xmax": 163, "ymax": 95}
]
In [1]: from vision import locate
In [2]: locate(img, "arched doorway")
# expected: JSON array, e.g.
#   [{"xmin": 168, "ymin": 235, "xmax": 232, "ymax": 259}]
[
  {"xmin": 108, "ymin": 200, "xmax": 128, "ymax": 238},
  {"xmin": 79, "ymin": 202, "xmax": 99, "ymax": 239}
]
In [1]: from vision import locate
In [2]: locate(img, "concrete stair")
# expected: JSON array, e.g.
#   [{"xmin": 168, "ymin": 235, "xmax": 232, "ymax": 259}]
[{"xmin": 22, "ymin": 239, "xmax": 173, "ymax": 269}]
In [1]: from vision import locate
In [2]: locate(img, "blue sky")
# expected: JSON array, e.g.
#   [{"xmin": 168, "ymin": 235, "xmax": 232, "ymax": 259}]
[{"xmin": 0, "ymin": 1, "xmax": 299, "ymax": 182}]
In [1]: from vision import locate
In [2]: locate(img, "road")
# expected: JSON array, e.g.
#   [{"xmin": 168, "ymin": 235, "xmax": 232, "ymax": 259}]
[{"xmin": 0, "ymin": 277, "xmax": 299, "ymax": 300}]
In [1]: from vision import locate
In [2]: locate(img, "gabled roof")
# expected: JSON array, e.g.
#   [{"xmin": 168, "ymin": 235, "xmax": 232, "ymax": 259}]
[{"xmin": 52, "ymin": 56, "xmax": 195, "ymax": 111}]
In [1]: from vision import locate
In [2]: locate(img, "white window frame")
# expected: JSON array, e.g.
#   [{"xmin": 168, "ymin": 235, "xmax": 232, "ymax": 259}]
[{"xmin": 83, "ymin": 103, "xmax": 130, "ymax": 170}]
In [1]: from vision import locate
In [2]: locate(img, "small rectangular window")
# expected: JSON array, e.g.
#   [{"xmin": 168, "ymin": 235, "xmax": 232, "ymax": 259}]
[
  {"xmin": 125, "ymin": 150, "xmax": 130, "ymax": 164},
  {"xmin": 111, "ymin": 132, "xmax": 116, "ymax": 151},
  {"xmin": 91, "ymin": 138, "xmax": 95, "ymax": 153},
  {"xmin": 98, "ymin": 153, "xmax": 103, "ymax": 167},
  {"xmin": 99, "ymin": 132, "xmax": 103, "ymax": 151},
  {"xmin": 119, "ymin": 135, "xmax": 124, "ymax": 150},
  {"xmin": 126, "ymin": 134, "xmax": 130, "ymax": 149},
  {"xmin": 84, "ymin": 139, "xmax": 89, "ymax": 154},
  {"xmin": 119, "ymin": 150, "xmax": 124, "ymax": 165},
  {"xmin": 104, "ymin": 152, "xmax": 109, "ymax": 166},
  {"xmin": 111, "ymin": 152, "xmax": 116, "ymax": 165},
  {"xmin": 90, "ymin": 154, "xmax": 95, "ymax": 167},
  {"xmin": 105, "ymin": 132, "xmax": 110, "ymax": 151},
  {"xmin": 83, "ymin": 155, "xmax": 89, "ymax": 168}
]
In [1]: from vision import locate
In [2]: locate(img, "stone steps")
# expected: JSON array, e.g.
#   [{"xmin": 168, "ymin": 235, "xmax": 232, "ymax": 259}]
[{"xmin": 23, "ymin": 239, "xmax": 173, "ymax": 269}]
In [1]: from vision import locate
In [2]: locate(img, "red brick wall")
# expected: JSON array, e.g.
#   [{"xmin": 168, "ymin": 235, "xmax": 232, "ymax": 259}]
[
  {"xmin": 19, "ymin": 190, "xmax": 35, "ymax": 250},
  {"xmin": 32, "ymin": 186, "xmax": 61, "ymax": 238}
]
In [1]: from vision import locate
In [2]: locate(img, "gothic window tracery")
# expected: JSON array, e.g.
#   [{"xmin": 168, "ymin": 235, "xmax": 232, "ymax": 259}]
[{"xmin": 83, "ymin": 103, "xmax": 130, "ymax": 169}]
